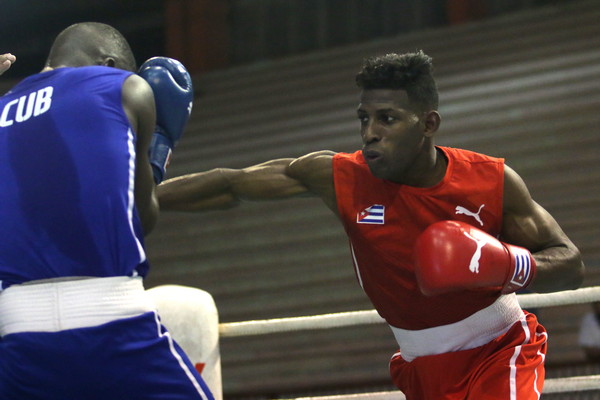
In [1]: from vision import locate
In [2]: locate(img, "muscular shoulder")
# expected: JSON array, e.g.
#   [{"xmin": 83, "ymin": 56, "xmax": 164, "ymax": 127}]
[
  {"xmin": 121, "ymin": 74, "xmax": 155, "ymax": 135},
  {"xmin": 288, "ymin": 151, "xmax": 335, "ymax": 182},
  {"xmin": 289, "ymin": 150, "xmax": 336, "ymax": 171},
  {"xmin": 502, "ymin": 164, "xmax": 534, "ymax": 215},
  {"xmin": 122, "ymin": 74, "xmax": 154, "ymax": 109},
  {"xmin": 288, "ymin": 150, "xmax": 337, "ymax": 211}
]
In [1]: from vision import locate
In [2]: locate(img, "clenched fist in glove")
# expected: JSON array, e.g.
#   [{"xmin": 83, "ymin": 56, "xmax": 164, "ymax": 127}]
[
  {"xmin": 414, "ymin": 220, "xmax": 536, "ymax": 296},
  {"xmin": 138, "ymin": 57, "xmax": 193, "ymax": 184}
]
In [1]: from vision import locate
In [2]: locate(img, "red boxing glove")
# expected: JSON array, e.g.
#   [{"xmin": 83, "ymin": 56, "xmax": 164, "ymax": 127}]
[{"xmin": 414, "ymin": 220, "xmax": 536, "ymax": 296}]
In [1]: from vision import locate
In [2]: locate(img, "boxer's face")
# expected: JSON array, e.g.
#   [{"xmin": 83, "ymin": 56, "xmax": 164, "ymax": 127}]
[{"xmin": 357, "ymin": 88, "xmax": 430, "ymax": 184}]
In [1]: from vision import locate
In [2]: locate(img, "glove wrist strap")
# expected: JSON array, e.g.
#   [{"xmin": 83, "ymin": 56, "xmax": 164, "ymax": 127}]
[
  {"xmin": 149, "ymin": 130, "xmax": 174, "ymax": 184},
  {"xmin": 502, "ymin": 244, "xmax": 536, "ymax": 294}
]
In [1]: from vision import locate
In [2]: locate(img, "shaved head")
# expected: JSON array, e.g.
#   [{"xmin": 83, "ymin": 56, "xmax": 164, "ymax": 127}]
[{"xmin": 45, "ymin": 22, "xmax": 136, "ymax": 71}]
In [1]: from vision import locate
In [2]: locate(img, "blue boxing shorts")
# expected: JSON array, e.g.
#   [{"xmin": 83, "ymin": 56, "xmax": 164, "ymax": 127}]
[{"xmin": 0, "ymin": 277, "xmax": 214, "ymax": 400}]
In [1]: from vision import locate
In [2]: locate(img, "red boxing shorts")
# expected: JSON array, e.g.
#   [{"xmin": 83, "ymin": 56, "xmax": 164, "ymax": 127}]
[{"xmin": 390, "ymin": 312, "xmax": 547, "ymax": 400}]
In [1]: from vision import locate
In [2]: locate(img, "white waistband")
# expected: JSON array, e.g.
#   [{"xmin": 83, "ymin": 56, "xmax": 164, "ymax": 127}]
[
  {"xmin": 0, "ymin": 276, "xmax": 156, "ymax": 336},
  {"xmin": 390, "ymin": 294, "xmax": 524, "ymax": 362}
]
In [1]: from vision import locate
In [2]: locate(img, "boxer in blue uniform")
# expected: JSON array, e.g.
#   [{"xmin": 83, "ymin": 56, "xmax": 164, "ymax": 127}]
[{"xmin": 0, "ymin": 22, "xmax": 212, "ymax": 400}]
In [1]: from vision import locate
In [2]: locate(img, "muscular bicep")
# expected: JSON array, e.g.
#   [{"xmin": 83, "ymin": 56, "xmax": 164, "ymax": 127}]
[
  {"xmin": 232, "ymin": 158, "xmax": 313, "ymax": 200},
  {"xmin": 500, "ymin": 165, "xmax": 567, "ymax": 250}
]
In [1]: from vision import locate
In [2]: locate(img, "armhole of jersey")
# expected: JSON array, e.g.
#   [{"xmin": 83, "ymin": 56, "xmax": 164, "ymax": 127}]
[
  {"xmin": 497, "ymin": 159, "xmax": 506, "ymax": 235},
  {"xmin": 119, "ymin": 72, "xmax": 137, "ymax": 137},
  {"xmin": 126, "ymin": 126, "xmax": 147, "ymax": 263},
  {"xmin": 440, "ymin": 146, "xmax": 454, "ymax": 187},
  {"xmin": 331, "ymin": 154, "xmax": 350, "ymax": 225}
]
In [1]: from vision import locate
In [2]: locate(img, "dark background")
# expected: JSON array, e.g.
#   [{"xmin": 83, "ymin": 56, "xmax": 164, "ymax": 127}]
[{"xmin": 1, "ymin": 0, "xmax": 560, "ymax": 79}]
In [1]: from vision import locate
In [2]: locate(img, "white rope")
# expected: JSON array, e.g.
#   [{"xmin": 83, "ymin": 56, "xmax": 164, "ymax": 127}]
[
  {"xmin": 543, "ymin": 374, "xmax": 600, "ymax": 393},
  {"xmin": 219, "ymin": 286, "xmax": 600, "ymax": 337},
  {"xmin": 518, "ymin": 286, "xmax": 600, "ymax": 309},
  {"xmin": 293, "ymin": 391, "xmax": 402, "ymax": 400},
  {"xmin": 288, "ymin": 375, "xmax": 600, "ymax": 399},
  {"xmin": 218, "ymin": 287, "xmax": 600, "ymax": 398},
  {"xmin": 219, "ymin": 309, "xmax": 381, "ymax": 337}
]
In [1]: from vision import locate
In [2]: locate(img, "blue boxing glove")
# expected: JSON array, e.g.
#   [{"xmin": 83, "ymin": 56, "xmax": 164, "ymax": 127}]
[{"xmin": 138, "ymin": 57, "xmax": 193, "ymax": 184}]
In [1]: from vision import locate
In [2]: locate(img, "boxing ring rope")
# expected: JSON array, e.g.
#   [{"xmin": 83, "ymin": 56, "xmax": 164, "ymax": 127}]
[
  {"xmin": 218, "ymin": 286, "xmax": 600, "ymax": 337},
  {"xmin": 289, "ymin": 374, "xmax": 600, "ymax": 400},
  {"xmin": 217, "ymin": 286, "xmax": 600, "ymax": 397}
]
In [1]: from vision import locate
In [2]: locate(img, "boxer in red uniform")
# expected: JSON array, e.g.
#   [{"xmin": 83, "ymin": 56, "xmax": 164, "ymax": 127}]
[{"xmin": 156, "ymin": 51, "xmax": 584, "ymax": 399}]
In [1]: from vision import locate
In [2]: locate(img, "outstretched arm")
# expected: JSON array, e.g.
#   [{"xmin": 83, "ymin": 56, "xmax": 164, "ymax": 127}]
[
  {"xmin": 501, "ymin": 165, "xmax": 584, "ymax": 292},
  {"xmin": 158, "ymin": 151, "xmax": 337, "ymax": 213}
]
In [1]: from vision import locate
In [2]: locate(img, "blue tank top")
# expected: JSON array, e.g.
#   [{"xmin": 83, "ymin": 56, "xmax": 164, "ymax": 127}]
[{"xmin": 0, "ymin": 66, "xmax": 149, "ymax": 287}]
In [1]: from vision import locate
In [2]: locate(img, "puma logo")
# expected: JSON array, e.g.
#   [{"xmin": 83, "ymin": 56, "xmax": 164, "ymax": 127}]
[
  {"xmin": 455, "ymin": 204, "xmax": 485, "ymax": 227},
  {"xmin": 463, "ymin": 231, "xmax": 487, "ymax": 273}
]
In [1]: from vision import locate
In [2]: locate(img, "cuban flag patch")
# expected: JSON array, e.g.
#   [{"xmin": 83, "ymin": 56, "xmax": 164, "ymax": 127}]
[
  {"xmin": 509, "ymin": 248, "xmax": 533, "ymax": 288},
  {"xmin": 357, "ymin": 204, "xmax": 385, "ymax": 224}
]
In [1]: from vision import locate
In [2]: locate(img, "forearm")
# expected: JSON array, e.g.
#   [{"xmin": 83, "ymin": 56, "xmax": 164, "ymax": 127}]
[
  {"xmin": 135, "ymin": 166, "xmax": 160, "ymax": 235},
  {"xmin": 529, "ymin": 243, "xmax": 584, "ymax": 293},
  {"xmin": 138, "ymin": 194, "xmax": 160, "ymax": 235},
  {"xmin": 158, "ymin": 168, "xmax": 241, "ymax": 212}
]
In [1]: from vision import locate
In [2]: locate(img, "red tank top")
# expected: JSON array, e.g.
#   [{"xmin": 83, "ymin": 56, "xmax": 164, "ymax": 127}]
[{"xmin": 333, "ymin": 146, "xmax": 505, "ymax": 329}]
